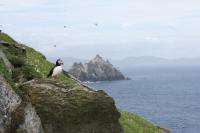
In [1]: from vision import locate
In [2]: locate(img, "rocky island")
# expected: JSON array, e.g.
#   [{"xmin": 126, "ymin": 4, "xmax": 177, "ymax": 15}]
[{"xmin": 69, "ymin": 55, "xmax": 126, "ymax": 82}]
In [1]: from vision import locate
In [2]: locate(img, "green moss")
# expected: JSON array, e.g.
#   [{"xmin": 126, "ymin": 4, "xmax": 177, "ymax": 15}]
[
  {"xmin": 8, "ymin": 56, "xmax": 25, "ymax": 68},
  {"xmin": 20, "ymin": 80, "xmax": 122, "ymax": 133},
  {"xmin": 0, "ymin": 42, "xmax": 39, "ymax": 83},
  {"xmin": 0, "ymin": 59, "xmax": 14, "ymax": 87},
  {"xmin": 13, "ymin": 65, "xmax": 42, "ymax": 81},
  {"xmin": 0, "ymin": 39, "xmax": 26, "ymax": 68},
  {"xmin": 119, "ymin": 110, "xmax": 164, "ymax": 133}
]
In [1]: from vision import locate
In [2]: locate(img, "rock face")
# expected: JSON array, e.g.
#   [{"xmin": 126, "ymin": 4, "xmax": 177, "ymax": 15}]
[
  {"xmin": 19, "ymin": 103, "xmax": 44, "ymax": 133},
  {"xmin": 0, "ymin": 76, "xmax": 21, "ymax": 133},
  {"xmin": 69, "ymin": 55, "xmax": 126, "ymax": 81},
  {"xmin": 19, "ymin": 79, "xmax": 123, "ymax": 133},
  {"xmin": 0, "ymin": 33, "xmax": 123, "ymax": 133}
]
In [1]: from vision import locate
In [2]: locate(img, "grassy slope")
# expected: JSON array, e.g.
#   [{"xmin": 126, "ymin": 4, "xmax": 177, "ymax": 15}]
[
  {"xmin": 0, "ymin": 32, "xmax": 76, "ymax": 87},
  {"xmin": 23, "ymin": 45, "xmax": 77, "ymax": 87},
  {"xmin": 0, "ymin": 32, "xmax": 16, "ymax": 43},
  {"xmin": 119, "ymin": 110, "xmax": 164, "ymax": 133},
  {"xmin": 0, "ymin": 58, "xmax": 13, "ymax": 85},
  {"xmin": 0, "ymin": 32, "xmax": 164, "ymax": 133}
]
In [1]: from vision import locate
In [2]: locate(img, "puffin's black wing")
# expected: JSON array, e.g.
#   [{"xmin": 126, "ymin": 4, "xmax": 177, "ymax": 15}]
[{"xmin": 47, "ymin": 66, "xmax": 56, "ymax": 78}]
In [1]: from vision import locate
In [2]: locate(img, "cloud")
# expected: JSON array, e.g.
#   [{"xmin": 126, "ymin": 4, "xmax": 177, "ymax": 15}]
[
  {"xmin": 121, "ymin": 23, "xmax": 133, "ymax": 28},
  {"xmin": 1, "ymin": 0, "xmax": 200, "ymax": 59},
  {"xmin": 144, "ymin": 37, "xmax": 159, "ymax": 41}
]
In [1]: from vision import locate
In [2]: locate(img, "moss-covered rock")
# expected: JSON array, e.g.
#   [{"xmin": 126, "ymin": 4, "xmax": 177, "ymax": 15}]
[{"xmin": 19, "ymin": 79, "xmax": 123, "ymax": 133}]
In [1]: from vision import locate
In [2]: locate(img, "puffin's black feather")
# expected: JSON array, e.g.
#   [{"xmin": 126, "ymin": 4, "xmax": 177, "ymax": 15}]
[
  {"xmin": 47, "ymin": 59, "xmax": 63, "ymax": 78},
  {"xmin": 47, "ymin": 65, "xmax": 56, "ymax": 77}
]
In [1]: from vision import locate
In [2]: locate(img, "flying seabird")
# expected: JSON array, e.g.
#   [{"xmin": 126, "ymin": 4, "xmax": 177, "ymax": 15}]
[
  {"xmin": 94, "ymin": 23, "xmax": 98, "ymax": 27},
  {"xmin": 47, "ymin": 59, "xmax": 64, "ymax": 78}
]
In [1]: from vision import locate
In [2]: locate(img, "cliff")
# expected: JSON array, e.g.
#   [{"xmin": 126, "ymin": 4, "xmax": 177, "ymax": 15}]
[
  {"xmin": 69, "ymin": 55, "xmax": 126, "ymax": 81},
  {"xmin": 0, "ymin": 33, "xmax": 123, "ymax": 133},
  {"xmin": 0, "ymin": 32, "xmax": 166, "ymax": 133}
]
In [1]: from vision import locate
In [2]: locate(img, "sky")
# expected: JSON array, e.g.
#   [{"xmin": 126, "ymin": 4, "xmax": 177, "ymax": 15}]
[{"xmin": 1, "ymin": 0, "xmax": 200, "ymax": 60}]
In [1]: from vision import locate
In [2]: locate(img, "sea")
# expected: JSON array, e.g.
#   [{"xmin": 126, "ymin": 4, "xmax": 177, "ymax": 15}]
[{"xmin": 87, "ymin": 66, "xmax": 200, "ymax": 133}]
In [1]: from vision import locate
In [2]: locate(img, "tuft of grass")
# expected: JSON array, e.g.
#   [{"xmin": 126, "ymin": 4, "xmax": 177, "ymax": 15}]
[
  {"xmin": 119, "ymin": 110, "xmax": 164, "ymax": 133},
  {"xmin": 0, "ymin": 32, "xmax": 17, "ymax": 44},
  {"xmin": 0, "ymin": 59, "xmax": 13, "ymax": 85}
]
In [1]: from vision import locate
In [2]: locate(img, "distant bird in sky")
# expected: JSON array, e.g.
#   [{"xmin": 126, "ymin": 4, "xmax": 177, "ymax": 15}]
[
  {"xmin": 94, "ymin": 23, "xmax": 98, "ymax": 27},
  {"xmin": 53, "ymin": 45, "xmax": 56, "ymax": 47},
  {"xmin": 47, "ymin": 59, "xmax": 64, "ymax": 78},
  {"xmin": 64, "ymin": 26, "xmax": 67, "ymax": 28}
]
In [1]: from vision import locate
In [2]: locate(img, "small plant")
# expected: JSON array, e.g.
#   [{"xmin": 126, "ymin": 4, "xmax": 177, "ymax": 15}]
[
  {"xmin": 11, "ymin": 103, "xmax": 26, "ymax": 133},
  {"xmin": 21, "ymin": 64, "xmax": 42, "ymax": 80},
  {"xmin": 8, "ymin": 56, "xmax": 25, "ymax": 68}
]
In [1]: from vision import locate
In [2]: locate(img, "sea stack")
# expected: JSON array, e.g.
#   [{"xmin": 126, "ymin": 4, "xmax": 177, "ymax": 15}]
[{"xmin": 69, "ymin": 55, "xmax": 126, "ymax": 81}]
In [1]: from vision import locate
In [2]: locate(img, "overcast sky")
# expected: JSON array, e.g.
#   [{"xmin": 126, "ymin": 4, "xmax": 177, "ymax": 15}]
[{"xmin": 1, "ymin": 0, "xmax": 200, "ymax": 60}]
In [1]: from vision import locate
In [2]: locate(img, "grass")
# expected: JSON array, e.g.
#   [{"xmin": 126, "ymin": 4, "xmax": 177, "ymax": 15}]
[
  {"xmin": 119, "ymin": 110, "xmax": 164, "ymax": 133},
  {"xmin": 0, "ymin": 32, "xmax": 76, "ymax": 87},
  {"xmin": 0, "ymin": 32, "xmax": 16, "ymax": 44},
  {"xmin": 23, "ymin": 45, "xmax": 77, "ymax": 87},
  {"xmin": 0, "ymin": 59, "xmax": 13, "ymax": 85}
]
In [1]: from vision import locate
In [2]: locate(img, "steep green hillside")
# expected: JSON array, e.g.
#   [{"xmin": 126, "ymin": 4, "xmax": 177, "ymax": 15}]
[
  {"xmin": 0, "ymin": 32, "xmax": 16, "ymax": 44},
  {"xmin": 0, "ymin": 32, "xmax": 165, "ymax": 133},
  {"xmin": 0, "ymin": 32, "xmax": 76, "ymax": 87},
  {"xmin": 119, "ymin": 110, "xmax": 164, "ymax": 133}
]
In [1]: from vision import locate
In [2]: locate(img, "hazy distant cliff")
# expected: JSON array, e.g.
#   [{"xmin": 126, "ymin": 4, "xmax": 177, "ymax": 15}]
[{"xmin": 69, "ymin": 55, "xmax": 126, "ymax": 81}]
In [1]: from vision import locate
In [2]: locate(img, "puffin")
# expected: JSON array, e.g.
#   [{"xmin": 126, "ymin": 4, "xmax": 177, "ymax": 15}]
[{"xmin": 47, "ymin": 59, "xmax": 64, "ymax": 78}]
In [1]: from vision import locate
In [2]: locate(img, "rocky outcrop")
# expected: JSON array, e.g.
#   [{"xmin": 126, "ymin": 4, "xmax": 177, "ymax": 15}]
[
  {"xmin": 19, "ymin": 103, "xmax": 44, "ymax": 133},
  {"xmin": 0, "ymin": 76, "xmax": 21, "ymax": 133},
  {"xmin": 69, "ymin": 55, "xmax": 126, "ymax": 81},
  {"xmin": 18, "ymin": 79, "xmax": 123, "ymax": 133}
]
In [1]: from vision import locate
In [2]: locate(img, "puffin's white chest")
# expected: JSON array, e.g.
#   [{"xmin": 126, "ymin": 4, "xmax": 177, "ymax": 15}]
[{"xmin": 52, "ymin": 66, "xmax": 63, "ymax": 76}]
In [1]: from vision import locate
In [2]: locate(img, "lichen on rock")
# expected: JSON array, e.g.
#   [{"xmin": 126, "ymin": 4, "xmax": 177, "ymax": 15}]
[
  {"xmin": 0, "ymin": 76, "xmax": 21, "ymax": 133},
  {"xmin": 20, "ymin": 79, "xmax": 123, "ymax": 133},
  {"xmin": 19, "ymin": 103, "xmax": 44, "ymax": 133}
]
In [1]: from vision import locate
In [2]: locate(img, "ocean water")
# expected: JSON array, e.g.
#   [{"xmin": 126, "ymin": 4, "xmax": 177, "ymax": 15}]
[{"xmin": 87, "ymin": 66, "xmax": 200, "ymax": 133}]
